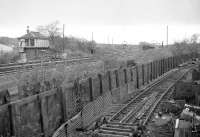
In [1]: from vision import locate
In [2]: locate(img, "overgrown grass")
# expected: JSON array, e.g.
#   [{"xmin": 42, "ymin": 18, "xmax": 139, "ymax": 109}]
[
  {"xmin": 0, "ymin": 51, "xmax": 20, "ymax": 64},
  {"xmin": 170, "ymin": 41, "xmax": 200, "ymax": 56},
  {"xmin": 94, "ymin": 44, "xmax": 172, "ymax": 65},
  {"xmin": 17, "ymin": 60, "xmax": 104, "ymax": 98},
  {"xmin": 50, "ymin": 36, "xmax": 96, "ymax": 55},
  {"xmin": 170, "ymin": 35, "xmax": 200, "ymax": 56},
  {"xmin": 9, "ymin": 39, "xmax": 200, "ymax": 98}
]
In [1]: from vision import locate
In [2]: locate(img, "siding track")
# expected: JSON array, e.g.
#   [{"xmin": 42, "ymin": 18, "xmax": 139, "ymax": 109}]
[{"xmin": 95, "ymin": 65, "xmax": 194, "ymax": 137}]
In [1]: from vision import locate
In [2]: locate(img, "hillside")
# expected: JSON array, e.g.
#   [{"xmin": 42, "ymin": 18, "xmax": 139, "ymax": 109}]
[
  {"xmin": 0, "ymin": 37, "xmax": 18, "ymax": 46},
  {"xmin": 0, "ymin": 43, "xmax": 13, "ymax": 52}
]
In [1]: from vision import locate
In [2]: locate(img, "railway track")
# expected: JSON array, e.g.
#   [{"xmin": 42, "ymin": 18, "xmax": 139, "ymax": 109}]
[
  {"xmin": 94, "ymin": 65, "xmax": 194, "ymax": 137},
  {"xmin": 0, "ymin": 57, "xmax": 96, "ymax": 76}
]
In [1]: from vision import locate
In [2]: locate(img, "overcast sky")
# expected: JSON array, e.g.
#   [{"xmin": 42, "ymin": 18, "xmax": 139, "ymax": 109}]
[{"xmin": 0, "ymin": 0, "xmax": 200, "ymax": 44}]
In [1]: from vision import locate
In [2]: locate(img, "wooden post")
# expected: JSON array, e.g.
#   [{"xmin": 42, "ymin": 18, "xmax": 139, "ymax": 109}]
[
  {"xmin": 150, "ymin": 62, "xmax": 153, "ymax": 81},
  {"xmin": 115, "ymin": 70, "xmax": 119, "ymax": 88},
  {"xmin": 130, "ymin": 68, "xmax": 133, "ymax": 82},
  {"xmin": 174, "ymin": 56, "xmax": 176, "ymax": 67},
  {"xmin": 38, "ymin": 96, "xmax": 45, "ymax": 137},
  {"xmin": 136, "ymin": 66, "xmax": 139, "ymax": 89},
  {"xmin": 167, "ymin": 58, "xmax": 169, "ymax": 71},
  {"xmin": 142, "ymin": 64, "xmax": 145, "ymax": 85},
  {"xmin": 164, "ymin": 58, "xmax": 166, "ymax": 73},
  {"xmin": 161, "ymin": 59, "xmax": 164, "ymax": 74},
  {"xmin": 8, "ymin": 104, "xmax": 14, "ymax": 136},
  {"xmin": 159, "ymin": 60, "xmax": 161, "ymax": 76},
  {"xmin": 162, "ymin": 59, "xmax": 165, "ymax": 74},
  {"xmin": 124, "ymin": 69, "xmax": 128, "ymax": 84},
  {"xmin": 173, "ymin": 56, "xmax": 175, "ymax": 67},
  {"xmin": 58, "ymin": 87, "xmax": 67, "ymax": 122},
  {"xmin": 98, "ymin": 74, "xmax": 103, "ymax": 95},
  {"xmin": 153, "ymin": 61, "xmax": 155, "ymax": 79},
  {"xmin": 89, "ymin": 77, "xmax": 93, "ymax": 101},
  {"xmin": 155, "ymin": 61, "xmax": 158, "ymax": 78},
  {"xmin": 166, "ymin": 58, "xmax": 168, "ymax": 72},
  {"xmin": 147, "ymin": 63, "xmax": 149, "ymax": 84},
  {"xmin": 108, "ymin": 71, "xmax": 112, "ymax": 91}
]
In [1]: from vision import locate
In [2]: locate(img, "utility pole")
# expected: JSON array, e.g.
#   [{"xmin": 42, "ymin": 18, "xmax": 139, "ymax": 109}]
[
  {"xmin": 92, "ymin": 32, "xmax": 93, "ymax": 42},
  {"xmin": 63, "ymin": 24, "xmax": 65, "ymax": 53},
  {"xmin": 91, "ymin": 32, "xmax": 94, "ymax": 54},
  {"xmin": 166, "ymin": 25, "xmax": 168, "ymax": 46},
  {"xmin": 112, "ymin": 38, "xmax": 114, "ymax": 45},
  {"xmin": 107, "ymin": 36, "xmax": 109, "ymax": 44}
]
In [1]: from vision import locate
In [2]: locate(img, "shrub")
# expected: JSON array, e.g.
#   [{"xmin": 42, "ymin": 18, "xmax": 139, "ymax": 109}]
[
  {"xmin": 0, "ymin": 51, "xmax": 20, "ymax": 64},
  {"xmin": 170, "ymin": 34, "xmax": 200, "ymax": 56}
]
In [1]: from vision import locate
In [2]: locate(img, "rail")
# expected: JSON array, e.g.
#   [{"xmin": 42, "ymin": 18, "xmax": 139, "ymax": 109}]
[
  {"xmin": 95, "ymin": 64, "xmax": 196, "ymax": 137},
  {"xmin": 109, "ymin": 68, "xmax": 177, "ymax": 122},
  {"xmin": 0, "ymin": 57, "xmax": 95, "ymax": 76}
]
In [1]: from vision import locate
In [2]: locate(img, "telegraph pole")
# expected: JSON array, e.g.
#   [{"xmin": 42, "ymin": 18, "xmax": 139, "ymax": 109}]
[
  {"xmin": 92, "ymin": 32, "xmax": 93, "ymax": 42},
  {"xmin": 91, "ymin": 32, "xmax": 94, "ymax": 54},
  {"xmin": 107, "ymin": 36, "xmax": 109, "ymax": 44},
  {"xmin": 112, "ymin": 38, "xmax": 114, "ymax": 45},
  {"xmin": 63, "ymin": 24, "xmax": 65, "ymax": 52},
  {"xmin": 166, "ymin": 25, "xmax": 168, "ymax": 46}
]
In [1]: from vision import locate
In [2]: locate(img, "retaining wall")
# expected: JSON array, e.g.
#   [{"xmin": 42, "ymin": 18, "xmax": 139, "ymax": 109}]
[{"xmin": 0, "ymin": 54, "xmax": 197, "ymax": 137}]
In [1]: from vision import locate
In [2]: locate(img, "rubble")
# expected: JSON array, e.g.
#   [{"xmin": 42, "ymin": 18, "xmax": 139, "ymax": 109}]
[{"xmin": 147, "ymin": 68, "xmax": 200, "ymax": 137}]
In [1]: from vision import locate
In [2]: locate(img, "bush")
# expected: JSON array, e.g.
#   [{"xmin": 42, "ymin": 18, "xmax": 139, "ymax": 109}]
[
  {"xmin": 170, "ymin": 35, "xmax": 200, "ymax": 56},
  {"xmin": 18, "ymin": 69, "xmax": 42, "ymax": 97},
  {"xmin": 52, "ymin": 36, "xmax": 96, "ymax": 54},
  {"xmin": 50, "ymin": 70, "xmax": 65, "ymax": 88},
  {"xmin": 0, "ymin": 53, "xmax": 9, "ymax": 64},
  {"xmin": 0, "ymin": 51, "xmax": 20, "ymax": 64},
  {"xmin": 17, "ymin": 68, "xmax": 66, "ymax": 97}
]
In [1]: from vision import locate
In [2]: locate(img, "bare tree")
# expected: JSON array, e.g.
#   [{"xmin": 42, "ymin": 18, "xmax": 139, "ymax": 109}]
[
  {"xmin": 37, "ymin": 21, "xmax": 97, "ymax": 54},
  {"xmin": 170, "ymin": 40, "xmax": 188, "ymax": 56},
  {"xmin": 171, "ymin": 34, "xmax": 200, "ymax": 57},
  {"xmin": 191, "ymin": 34, "xmax": 200, "ymax": 44},
  {"xmin": 189, "ymin": 34, "xmax": 200, "ymax": 57},
  {"xmin": 37, "ymin": 21, "xmax": 61, "ymax": 49}
]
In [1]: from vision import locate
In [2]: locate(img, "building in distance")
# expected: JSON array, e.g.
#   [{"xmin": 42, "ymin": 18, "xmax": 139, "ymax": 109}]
[{"xmin": 18, "ymin": 26, "xmax": 50, "ymax": 62}]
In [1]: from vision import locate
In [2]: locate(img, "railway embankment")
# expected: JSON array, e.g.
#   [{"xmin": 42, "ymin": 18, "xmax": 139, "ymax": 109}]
[
  {"xmin": 51, "ymin": 54, "xmax": 198, "ymax": 137},
  {"xmin": 0, "ymin": 53, "xmax": 199, "ymax": 137}
]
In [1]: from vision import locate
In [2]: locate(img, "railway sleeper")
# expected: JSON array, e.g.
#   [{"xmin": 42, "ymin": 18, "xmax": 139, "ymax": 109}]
[
  {"xmin": 105, "ymin": 123, "xmax": 133, "ymax": 129},
  {"xmin": 97, "ymin": 129, "xmax": 131, "ymax": 137},
  {"xmin": 97, "ymin": 132, "xmax": 129, "ymax": 137},
  {"xmin": 128, "ymin": 94, "xmax": 158, "ymax": 123},
  {"xmin": 108, "ymin": 122, "xmax": 134, "ymax": 127},
  {"xmin": 120, "ymin": 97, "xmax": 149, "ymax": 123},
  {"xmin": 100, "ymin": 126, "xmax": 132, "ymax": 133}
]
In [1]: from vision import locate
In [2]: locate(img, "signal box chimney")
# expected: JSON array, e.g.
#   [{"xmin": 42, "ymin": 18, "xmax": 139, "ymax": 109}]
[{"xmin": 27, "ymin": 26, "xmax": 30, "ymax": 34}]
